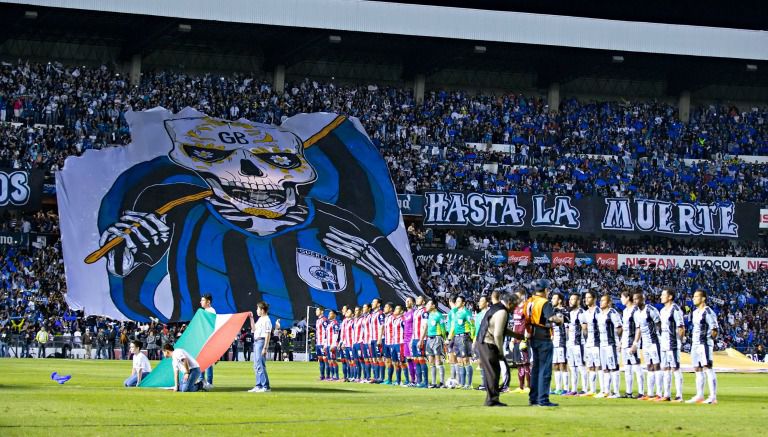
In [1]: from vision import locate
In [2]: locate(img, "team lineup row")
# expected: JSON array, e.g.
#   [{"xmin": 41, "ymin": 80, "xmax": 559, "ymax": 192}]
[{"xmin": 311, "ymin": 289, "xmax": 719, "ymax": 404}]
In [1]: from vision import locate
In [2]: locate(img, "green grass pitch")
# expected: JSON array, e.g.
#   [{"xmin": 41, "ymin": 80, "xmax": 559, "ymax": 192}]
[{"xmin": 0, "ymin": 359, "xmax": 766, "ymax": 435}]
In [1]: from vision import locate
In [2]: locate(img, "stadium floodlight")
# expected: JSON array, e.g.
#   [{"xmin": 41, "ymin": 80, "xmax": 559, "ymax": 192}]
[
  {"xmin": 746, "ymin": 64, "xmax": 758, "ymax": 72},
  {"xmin": 474, "ymin": 45, "xmax": 487, "ymax": 54},
  {"xmin": 612, "ymin": 55, "xmax": 624, "ymax": 63},
  {"xmin": 329, "ymin": 35, "xmax": 342, "ymax": 44},
  {"xmin": 178, "ymin": 23, "xmax": 192, "ymax": 33},
  {"xmin": 24, "ymin": 10, "xmax": 38, "ymax": 19}
]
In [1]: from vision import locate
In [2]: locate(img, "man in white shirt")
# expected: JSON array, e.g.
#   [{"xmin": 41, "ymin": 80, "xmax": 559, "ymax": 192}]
[
  {"xmin": 199, "ymin": 293, "xmax": 216, "ymax": 389},
  {"xmin": 248, "ymin": 301, "xmax": 273, "ymax": 393},
  {"xmin": 124, "ymin": 340, "xmax": 152, "ymax": 387},
  {"xmin": 162, "ymin": 344, "xmax": 202, "ymax": 392},
  {"xmin": 687, "ymin": 289, "xmax": 719, "ymax": 404}
]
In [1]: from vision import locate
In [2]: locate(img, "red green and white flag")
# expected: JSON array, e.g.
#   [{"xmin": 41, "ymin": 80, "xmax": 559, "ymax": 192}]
[{"xmin": 139, "ymin": 309, "xmax": 250, "ymax": 388}]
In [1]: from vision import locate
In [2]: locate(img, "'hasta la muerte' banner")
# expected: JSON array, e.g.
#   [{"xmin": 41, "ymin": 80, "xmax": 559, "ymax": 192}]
[{"xmin": 421, "ymin": 192, "xmax": 759, "ymax": 239}]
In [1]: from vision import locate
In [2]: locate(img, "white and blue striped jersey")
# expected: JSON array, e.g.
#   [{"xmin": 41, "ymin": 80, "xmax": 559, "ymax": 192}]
[
  {"xmin": 579, "ymin": 307, "xmax": 601, "ymax": 348},
  {"xmin": 633, "ymin": 305, "xmax": 661, "ymax": 347},
  {"xmin": 597, "ymin": 307, "xmax": 622, "ymax": 347},
  {"xmin": 621, "ymin": 305, "xmax": 637, "ymax": 348},
  {"xmin": 659, "ymin": 303, "xmax": 685, "ymax": 351},
  {"xmin": 691, "ymin": 306, "xmax": 719, "ymax": 348}
]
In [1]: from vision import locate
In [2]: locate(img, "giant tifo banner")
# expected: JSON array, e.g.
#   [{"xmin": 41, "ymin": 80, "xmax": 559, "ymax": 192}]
[
  {"xmin": 420, "ymin": 192, "xmax": 760, "ymax": 240},
  {"xmin": 0, "ymin": 168, "xmax": 44, "ymax": 211},
  {"xmin": 507, "ymin": 251, "xmax": 768, "ymax": 272},
  {"xmin": 57, "ymin": 107, "xmax": 421, "ymax": 323}
]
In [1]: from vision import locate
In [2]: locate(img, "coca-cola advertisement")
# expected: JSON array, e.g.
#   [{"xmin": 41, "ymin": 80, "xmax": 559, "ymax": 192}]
[
  {"xmin": 551, "ymin": 252, "xmax": 575, "ymax": 267},
  {"xmin": 507, "ymin": 251, "xmax": 532, "ymax": 264},
  {"xmin": 596, "ymin": 253, "xmax": 618, "ymax": 270}
]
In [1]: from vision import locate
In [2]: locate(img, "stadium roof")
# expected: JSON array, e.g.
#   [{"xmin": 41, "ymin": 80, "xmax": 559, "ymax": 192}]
[{"xmin": 3, "ymin": 0, "xmax": 768, "ymax": 61}]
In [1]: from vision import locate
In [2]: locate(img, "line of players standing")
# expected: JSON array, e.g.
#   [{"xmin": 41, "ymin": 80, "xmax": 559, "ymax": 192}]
[{"xmin": 313, "ymin": 287, "xmax": 719, "ymax": 404}]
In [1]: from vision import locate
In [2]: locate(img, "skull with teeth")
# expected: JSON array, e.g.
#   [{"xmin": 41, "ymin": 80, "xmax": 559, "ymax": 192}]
[{"xmin": 164, "ymin": 116, "xmax": 316, "ymax": 222}]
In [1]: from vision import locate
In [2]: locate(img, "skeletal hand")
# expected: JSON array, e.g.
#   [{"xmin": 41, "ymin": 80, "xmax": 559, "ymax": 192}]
[
  {"xmin": 99, "ymin": 210, "xmax": 171, "ymax": 276},
  {"xmin": 321, "ymin": 226, "xmax": 413, "ymax": 299}
]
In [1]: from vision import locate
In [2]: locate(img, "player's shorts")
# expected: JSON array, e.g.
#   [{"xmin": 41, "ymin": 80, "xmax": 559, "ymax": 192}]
[
  {"xmin": 660, "ymin": 348, "xmax": 681, "ymax": 370},
  {"xmin": 403, "ymin": 336, "xmax": 413, "ymax": 358},
  {"xmin": 642, "ymin": 342, "xmax": 661, "ymax": 366},
  {"xmin": 343, "ymin": 347, "xmax": 353, "ymax": 361},
  {"xmin": 325, "ymin": 346, "xmax": 337, "ymax": 360},
  {"xmin": 387, "ymin": 344, "xmax": 403, "ymax": 362},
  {"xmin": 382, "ymin": 343, "xmax": 392, "ymax": 359},
  {"xmin": 622, "ymin": 347, "xmax": 640, "ymax": 366},
  {"xmin": 316, "ymin": 345, "xmax": 325, "ymax": 358},
  {"xmin": 369, "ymin": 341, "xmax": 380, "ymax": 359},
  {"xmin": 553, "ymin": 346, "xmax": 566, "ymax": 364},
  {"xmin": 599, "ymin": 346, "xmax": 619, "ymax": 371},
  {"xmin": 410, "ymin": 338, "xmax": 424, "ymax": 358},
  {"xmin": 426, "ymin": 336, "xmax": 444, "ymax": 357},
  {"xmin": 566, "ymin": 344, "xmax": 584, "ymax": 366},
  {"xmin": 584, "ymin": 346, "xmax": 601, "ymax": 368},
  {"xmin": 352, "ymin": 344, "xmax": 362, "ymax": 360},
  {"xmin": 690, "ymin": 343, "xmax": 713, "ymax": 368},
  {"xmin": 453, "ymin": 334, "xmax": 472, "ymax": 358},
  {"xmin": 357, "ymin": 342, "xmax": 370, "ymax": 359}
]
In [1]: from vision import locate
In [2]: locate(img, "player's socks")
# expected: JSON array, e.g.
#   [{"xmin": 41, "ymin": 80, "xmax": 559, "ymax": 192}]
[
  {"xmin": 451, "ymin": 364, "xmax": 457, "ymax": 381},
  {"xmin": 602, "ymin": 372, "xmax": 610, "ymax": 395},
  {"xmin": 319, "ymin": 358, "xmax": 326, "ymax": 379},
  {"xmin": 421, "ymin": 361, "xmax": 429, "ymax": 385},
  {"xmin": 588, "ymin": 370, "xmax": 597, "ymax": 393},
  {"xmin": 396, "ymin": 367, "xmax": 402, "ymax": 385},
  {"xmin": 654, "ymin": 371, "xmax": 663, "ymax": 397},
  {"xmin": 458, "ymin": 365, "xmax": 466, "ymax": 386},
  {"xmin": 562, "ymin": 370, "xmax": 569, "ymax": 393},
  {"xmin": 624, "ymin": 366, "xmax": 633, "ymax": 394},
  {"xmin": 663, "ymin": 370, "xmax": 671, "ymax": 398},
  {"xmin": 403, "ymin": 364, "xmax": 410, "ymax": 384},
  {"xmin": 579, "ymin": 367, "xmax": 587, "ymax": 392},
  {"xmin": 634, "ymin": 365, "xmax": 644, "ymax": 395},
  {"xmin": 674, "ymin": 370, "xmax": 683, "ymax": 399},
  {"xmin": 387, "ymin": 365, "xmax": 394, "ymax": 382},
  {"xmin": 705, "ymin": 368, "xmax": 717, "ymax": 400},
  {"xmin": 438, "ymin": 365, "xmax": 445, "ymax": 385},
  {"xmin": 524, "ymin": 365, "xmax": 531, "ymax": 389},
  {"xmin": 611, "ymin": 371, "xmax": 620, "ymax": 395},
  {"xmin": 646, "ymin": 370, "xmax": 654, "ymax": 397},
  {"xmin": 597, "ymin": 370, "xmax": 604, "ymax": 394},
  {"xmin": 695, "ymin": 371, "xmax": 705, "ymax": 399},
  {"xmin": 554, "ymin": 371, "xmax": 562, "ymax": 392},
  {"xmin": 518, "ymin": 367, "xmax": 526, "ymax": 389},
  {"xmin": 430, "ymin": 365, "xmax": 437, "ymax": 385},
  {"xmin": 408, "ymin": 360, "xmax": 416, "ymax": 383},
  {"xmin": 466, "ymin": 365, "xmax": 473, "ymax": 386}
]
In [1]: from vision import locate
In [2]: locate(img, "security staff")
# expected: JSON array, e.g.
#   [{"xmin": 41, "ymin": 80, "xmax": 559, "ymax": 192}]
[
  {"xmin": 474, "ymin": 291, "xmax": 520, "ymax": 407},
  {"xmin": 523, "ymin": 280, "xmax": 564, "ymax": 407}
]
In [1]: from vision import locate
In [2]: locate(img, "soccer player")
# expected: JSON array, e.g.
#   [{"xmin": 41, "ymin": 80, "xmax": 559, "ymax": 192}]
[
  {"xmin": 659, "ymin": 287, "xmax": 685, "ymax": 402},
  {"xmin": 565, "ymin": 293, "xmax": 586, "ymax": 396},
  {"xmin": 630, "ymin": 291, "xmax": 663, "ymax": 400},
  {"xmin": 473, "ymin": 295, "xmax": 489, "ymax": 390},
  {"xmin": 446, "ymin": 297, "xmax": 458, "ymax": 383},
  {"xmin": 326, "ymin": 310, "xmax": 341, "ymax": 381},
  {"xmin": 511, "ymin": 289, "xmax": 530, "ymax": 393},
  {"xmin": 620, "ymin": 290, "xmax": 643, "ymax": 398},
  {"xmin": 381, "ymin": 302, "xmax": 395, "ymax": 384},
  {"xmin": 339, "ymin": 308, "xmax": 356, "ymax": 382},
  {"xmin": 420, "ymin": 299, "xmax": 446, "ymax": 388},
  {"xmin": 411, "ymin": 296, "xmax": 429, "ymax": 387},
  {"xmin": 579, "ymin": 290, "xmax": 601, "ymax": 396},
  {"xmin": 390, "ymin": 305, "xmax": 409, "ymax": 386},
  {"xmin": 550, "ymin": 292, "xmax": 569, "ymax": 395},
  {"xmin": 315, "ymin": 307, "xmax": 328, "ymax": 380},
  {"xmin": 356, "ymin": 304, "xmax": 372, "ymax": 383},
  {"xmin": 596, "ymin": 294, "xmax": 622, "ymax": 398},
  {"xmin": 370, "ymin": 298, "xmax": 385, "ymax": 383},
  {"xmin": 687, "ymin": 289, "xmax": 719, "ymax": 404},
  {"xmin": 402, "ymin": 298, "xmax": 416, "ymax": 386},
  {"xmin": 447, "ymin": 296, "xmax": 474, "ymax": 389}
]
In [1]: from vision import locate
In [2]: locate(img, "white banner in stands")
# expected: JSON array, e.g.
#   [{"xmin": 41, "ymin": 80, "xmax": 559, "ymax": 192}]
[{"xmin": 618, "ymin": 254, "xmax": 768, "ymax": 272}]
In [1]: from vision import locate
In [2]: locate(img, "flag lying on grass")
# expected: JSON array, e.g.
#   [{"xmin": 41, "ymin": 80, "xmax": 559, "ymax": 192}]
[{"xmin": 139, "ymin": 309, "xmax": 250, "ymax": 388}]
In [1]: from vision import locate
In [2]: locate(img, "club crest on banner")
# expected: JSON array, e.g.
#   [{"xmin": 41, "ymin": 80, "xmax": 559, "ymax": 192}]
[{"xmin": 296, "ymin": 248, "xmax": 347, "ymax": 292}]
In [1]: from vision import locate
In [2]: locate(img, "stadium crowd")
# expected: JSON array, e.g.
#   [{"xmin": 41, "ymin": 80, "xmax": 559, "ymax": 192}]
[
  {"xmin": 2, "ymin": 61, "xmax": 768, "ymax": 203},
  {"xmin": 0, "ymin": 59, "xmax": 766, "ymax": 363}
]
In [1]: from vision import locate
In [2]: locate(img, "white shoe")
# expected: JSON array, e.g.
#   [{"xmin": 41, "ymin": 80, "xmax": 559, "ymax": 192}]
[
  {"xmin": 261, "ymin": 387, "xmax": 271, "ymax": 392},
  {"xmin": 247, "ymin": 387, "xmax": 260, "ymax": 393},
  {"xmin": 704, "ymin": 398, "xmax": 717, "ymax": 404},
  {"xmin": 202, "ymin": 381, "xmax": 213, "ymax": 391},
  {"xmin": 594, "ymin": 392, "xmax": 606, "ymax": 398},
  {"xmin": 685, "ymin": 396, "xmax": 704, "ymax": 404}
]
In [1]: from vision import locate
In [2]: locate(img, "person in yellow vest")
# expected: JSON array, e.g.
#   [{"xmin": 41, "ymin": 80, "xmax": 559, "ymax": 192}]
[
  {"xmin": 523, "ymin": 280, "xmax": 564, "ymax": 407},
  {"xmin": 35, "ymin": 326, "xmax": 50, "ymax": 359}
]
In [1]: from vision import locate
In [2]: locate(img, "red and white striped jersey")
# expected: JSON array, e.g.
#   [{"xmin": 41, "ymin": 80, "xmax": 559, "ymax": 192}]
[
  {"xmin": 315, "ymin": 316, "xmax": 328, "ymax": 346},
  {"xmin": 383, "ymin": 313, "xmax": 395, "ymax": 345},
  {"xmin": 412, "ymin": 306, "xmax": 428, "ymax": 339},
  {"xmin": 340, "ymin": 317, "xmax": 355, "ymax": 347},
  {"xmin": 354, "ymin": 314, "xmax": 369, "ymax": 344},
  {"xmin": 391, "ymin": 315, "xmax": 405, "ymax": 344},
  {"xmin": 326, "ymin": 319, "xmax": 340, "ymax": 347},
  {"xmin": 369, "ymin": 309, "xmax": 384, "ymax": 342}
]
